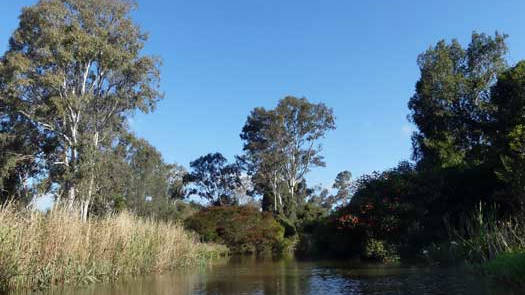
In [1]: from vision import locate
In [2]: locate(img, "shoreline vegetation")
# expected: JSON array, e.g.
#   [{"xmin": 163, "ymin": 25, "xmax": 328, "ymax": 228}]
[
  {"xmin": 0, "ymin": 204, "xmax": 227, "ymax": 292},
  {"xmin": 1, "ymin": 0, "xmax": 525, "ymax": 292}
]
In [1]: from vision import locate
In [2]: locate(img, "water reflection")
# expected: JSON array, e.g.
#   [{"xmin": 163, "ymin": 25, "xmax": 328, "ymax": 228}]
[{"xmin": 20, "ymin": 256, "xmax": 522, "ymax": 295}]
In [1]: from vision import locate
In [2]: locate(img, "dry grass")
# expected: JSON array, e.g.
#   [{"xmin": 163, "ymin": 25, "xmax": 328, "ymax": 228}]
[{"xmin": 0, "ymin": 203, "xmax": 228, "ymax": 292}]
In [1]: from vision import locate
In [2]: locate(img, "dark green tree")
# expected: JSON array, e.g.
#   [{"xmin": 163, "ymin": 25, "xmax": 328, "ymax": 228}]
[
  {"xmin": 187, "ymin": 153, "xmax": 241, "ymax": 206},
  {"xmin": 330, "ymin": 170, "xmax": 352, "ymax": 207},
  {"xmin": 408, "ymin": 32, "xmax": 507, "ymax": 168},
  {"xmin": 488, "ymin": 61, "xmax": 525, "ymax": 210}
]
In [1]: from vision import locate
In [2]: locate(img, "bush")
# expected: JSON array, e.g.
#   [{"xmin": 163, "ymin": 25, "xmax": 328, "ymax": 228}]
[
  {"xmin": 0, "ymin": 204, "xmax": 227, "ymax": 292},
  {"xmin": 185, "ymin": 206, "xmax": 287, "ymax": 255},
  {"xmin": 363, "ymin": 239, "xmax": 399, "ymax": 263},
  {"xmin": 483, "ymin": 252, "xmax": 525, "ymax": 287}
]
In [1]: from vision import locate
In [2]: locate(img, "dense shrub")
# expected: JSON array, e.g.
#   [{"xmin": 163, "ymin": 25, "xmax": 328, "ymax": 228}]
[{"xmin": 185, "ymin": 206, "xmax": 287, "ymax": 255}]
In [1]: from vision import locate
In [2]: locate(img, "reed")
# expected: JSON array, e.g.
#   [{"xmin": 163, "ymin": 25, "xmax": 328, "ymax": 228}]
[{"xmin": 0, "ymin": 203, "xmax": 227, "ymax": 292}]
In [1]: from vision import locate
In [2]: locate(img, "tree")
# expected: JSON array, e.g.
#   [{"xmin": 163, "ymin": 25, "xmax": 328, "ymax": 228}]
[
  {"xmin": 329, "ymin": 170, "xmax": 352, "ymax": 207},
  {"xmin": 240, "ymin": 96, "xmax": 335, "ymax": 219},
  {"xmin": 125, "ymin": 135, "xmax": 171, "ymax": 212},
  {"xmin": 0, "ymin": 0, "xmax": 161, "ymax": 219},
  {"xmin": 87, "ymin": 132, "xmax": 186, "ymax": 218},
  {"xmin": 340, "ymin": 162, "xmax": 419, "ymax": 246},
  {"xmin": 488, "ymin": 61, "xmax": 525, "ymax": 209},
  {"xmin": 0, "ymin": 107, "xmax": 45, "ymax": 203},
  {"xmin": 186, "ymin": 153, "xmax": 241, "ymax": 206},
  {"xmin": 239, "ymin": 106, "xmax": 286, "ymax": 212},
  {"xmin": 408, "ymin": 32, "xmax": 507, "ymax": 168},
  {"xmin": 167, "ymin": 163, "xmax": 188, "ymax": 202},
  {"xmin": 302, "ymin": 170, "xmax": 352, "ymax": 211}
]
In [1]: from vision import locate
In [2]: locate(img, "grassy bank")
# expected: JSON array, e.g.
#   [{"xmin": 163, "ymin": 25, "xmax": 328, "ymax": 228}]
[
  {"xmin": 420, "ymin": 213, "xmax": 525, "ymax": 286},
  {"xmin": 0, "ymin": 204, "xmax": 228, "ymax": 292},
  {"xmin": 483, "ymin": 252, "xmax": 525, "ymax": 287}
]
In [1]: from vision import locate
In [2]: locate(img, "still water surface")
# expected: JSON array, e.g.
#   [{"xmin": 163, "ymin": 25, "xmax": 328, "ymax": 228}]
[{"xmin": 24, "ymin": 256, "xmax": 523, "ymax": 295}]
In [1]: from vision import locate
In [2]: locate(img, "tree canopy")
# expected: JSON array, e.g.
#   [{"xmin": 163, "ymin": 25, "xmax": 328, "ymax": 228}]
[
  {"xmin": 240, "ymin": 96, "xmax": 335, "ymax": 220},
  {"xmin": 0, "ymin": 0, "xmax": 161, "ymax": 218}
]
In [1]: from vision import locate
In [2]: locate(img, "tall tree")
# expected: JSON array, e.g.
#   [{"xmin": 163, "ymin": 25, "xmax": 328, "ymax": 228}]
[
  {"xmin": 408, "ymin": 32, "xmax": 507, "ymax": 168},
  {"xmin": 489, "ymin": 61, "xmax": 525, "ymax": 209},
  {"xmin": 125, "ymin": 135, "xmax": 170, "ymax": 212},
  {"xmin": 167, "ymin": 163, "xmax": 188, "ymax": 202},
  {"xmin": 240, "ymin": 96, "xmax": 335, "ymax": 219},
  {"xmin": 239, "ymin": 107, "xmax": 286, "ymax": 212},
  {"xmin": 330, "ymin": 170, "xmax": 352, "ymax": 207},
  {"xmin": 0, "ymin": 0, "xmax": 161, "ymax": 219},
  {"xmin": 303, "ymin": 170, "xmax": 352, "ymax": 210},
  {"xmin": 0, "ymin": 113, "xmax": 45, "ymax": 203},
  {"xmin": 186, "ymin": 153, "xmax": 241, "ymax": 206}
]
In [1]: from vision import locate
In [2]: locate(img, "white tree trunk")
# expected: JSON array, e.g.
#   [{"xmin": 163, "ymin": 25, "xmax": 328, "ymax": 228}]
[{"xmin": 82, "ymin": 132, "xmax": 99, "ymax": 221}]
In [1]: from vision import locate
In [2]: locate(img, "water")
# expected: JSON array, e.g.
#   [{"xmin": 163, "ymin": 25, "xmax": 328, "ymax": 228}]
[{"xmin": 22, "ymin": 256, "xmax": 523, "ymax": 295}]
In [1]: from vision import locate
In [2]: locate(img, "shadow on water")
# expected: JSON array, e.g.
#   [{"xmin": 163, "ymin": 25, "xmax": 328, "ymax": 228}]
[{"xmin": 16, "ymin": 256, "xmax": 524, "ymax": 295}]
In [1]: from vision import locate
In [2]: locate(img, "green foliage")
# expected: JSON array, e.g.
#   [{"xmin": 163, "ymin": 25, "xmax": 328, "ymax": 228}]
[
  {"xmin": 408, "ymin": 32, "xmax": 507, "ymax": 168},
  {"xmin": 363, "ymin": 239, "xmax": 399, "ymax": 263},
  {"xmin": 483, "ymin": 252, "xmax": 525, "ymax": 287},
  {"xmin": 85, "ymin": 132, "xmax": 192, "ymax": 221},
  {"xmin": 239, "ymin": 96, "xmax": 335, "ymax": 221},
  {"xmin": 185, "ymin": 206, "xmax": 288, "ymax": 255},
  {"xmin": 0, "ymin": 0, "xmax": 162, "ymax": 214},
  {"xmin": 489, "ymin": 61, "xmax": 525, "ymax": 209},
  {"xmin": 186, "ymin": 153, "xmax": 242, "ymax": 206},
  {"xmin": 321, "ymin": 162, "xmax": 421, "ymax": 256},
  {"xmin": 0, "ymin": 115, "xmax": 42, "ymax": 203}
]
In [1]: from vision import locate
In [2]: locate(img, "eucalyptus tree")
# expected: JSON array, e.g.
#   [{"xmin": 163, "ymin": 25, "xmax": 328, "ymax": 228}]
[
  {"xmin": 186, "ymin": 153, "xmax": 242, "ymax": 206},
  {"xmin": 0, "ymin": 112, "xmax": 44, "ymax": 203},
  {"xmin": 239, "ymin": 107, "xmax": 286, "ymax": 212},
  {"xmin": 329, "ymin": 170, "xmax": 352, "ymax": 207},
  {"xmin": 124, "ymin": 135, "xmax": 173, "ymax": 215},
  {"xmin": 167, "ymin": 163, "xmax": 188, "ymax": 202},
  {"xmin": 0, "ymin": 0, "xmax": 161, "ymax": 219},
  {"xmin": 302, "ymin": 170, "xmax": 352, "ymax": 211},
  {"xmin": 240, "ymin": 96, "xmax": 335, "ymax": 219}
]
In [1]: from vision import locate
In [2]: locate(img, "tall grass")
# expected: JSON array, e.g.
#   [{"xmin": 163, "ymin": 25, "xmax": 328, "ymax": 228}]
[
  {"xmin": 421, "ymin": 205, "xmax": 525, "ymax": 286},
  {"xmin": 448, "ymin": 205, "xmax": 525, "ymax": 264},
  {"xmin": 0, "ymin": 204, "xmax": 228, "ymax": 292},
  {"xmin": 456, "ymin": 217, "xmax": 525, "ymax": 263}
]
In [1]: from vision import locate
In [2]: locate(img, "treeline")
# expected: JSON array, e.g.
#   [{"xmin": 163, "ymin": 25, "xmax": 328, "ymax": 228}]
[
  {"xmin": 313, "ymin": 32, "xmax": 525, "ymax": 273},
  {"xmin": 0, "ymin": 0, "xmax": 346, "ymax": 258},
  {"xmin": 2, "ymin": 2, "xmax": 525, "ymax": 284},
  {"xmin": 181, "ymin": 32, "xmax": 525, "ymax": 271},
  {"xmin": 0, "ymin": 0, "xmax": 345, "ymax": 226}
]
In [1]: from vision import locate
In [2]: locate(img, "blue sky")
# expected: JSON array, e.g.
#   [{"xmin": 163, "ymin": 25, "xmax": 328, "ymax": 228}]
[{"xmin": 3, "ymin": 0, "xmax": 525, "ymax": 190}]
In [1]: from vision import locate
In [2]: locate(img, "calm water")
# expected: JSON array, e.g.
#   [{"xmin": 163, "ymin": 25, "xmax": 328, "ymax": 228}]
[{"xmin": 20, "ymin": 256, "xmax": 523, "ymax": 295}]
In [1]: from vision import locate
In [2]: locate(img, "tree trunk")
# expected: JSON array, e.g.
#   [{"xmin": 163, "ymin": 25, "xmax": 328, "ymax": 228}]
[
  {"xmin": 83, "ymin": 132, "xmax": 99, "ymax": 221},
  {"xmin": 67, "ymin": 123, "xmax": 79, "ymax": 211},
  {"xmin": 81, "ymin": 198, "xmax": 90, "ymax": 221}
]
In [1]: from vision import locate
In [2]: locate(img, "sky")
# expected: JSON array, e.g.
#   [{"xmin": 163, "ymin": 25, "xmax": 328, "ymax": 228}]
[{"xmin": 2, "ymin": 0, "xmax": 525, "ymax": 192}]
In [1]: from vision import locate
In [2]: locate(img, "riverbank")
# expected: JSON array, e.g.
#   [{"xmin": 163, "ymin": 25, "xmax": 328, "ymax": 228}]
[{"xmin": 0, "ymin": 204, "xmax": 228, "ymax": 292}]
